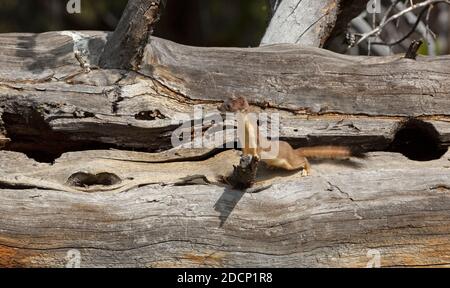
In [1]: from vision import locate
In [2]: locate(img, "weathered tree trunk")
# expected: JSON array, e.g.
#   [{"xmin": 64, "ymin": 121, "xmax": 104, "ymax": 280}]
[
  {"xmin": 261, "ymin": 0, "xmax": 369, "ymax": 47},
  {"xmin": 0, "ymin": 1, "xmax": 450, "ymax": 267},
  {"xmin": 99, "ymin": 0, "xmax": 164, "ymax": 69}
]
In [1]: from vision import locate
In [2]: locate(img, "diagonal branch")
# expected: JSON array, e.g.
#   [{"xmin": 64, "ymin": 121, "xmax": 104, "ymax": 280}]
[{"xmin": 99, "ymin": 0, "xmax": 165, "ymax": 70}]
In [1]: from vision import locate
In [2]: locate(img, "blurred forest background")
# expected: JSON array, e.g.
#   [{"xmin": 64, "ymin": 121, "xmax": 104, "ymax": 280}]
[
  {"xmin": 0, "ymin": 0, "xmax": 449, "ymax": 55},
  {"xmin": 0, "ymin": 0, "xmax": 270, "ymax": 47}
]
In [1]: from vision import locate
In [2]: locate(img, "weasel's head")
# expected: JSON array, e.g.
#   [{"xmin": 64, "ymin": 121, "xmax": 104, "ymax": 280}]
[{"xmin": 218, "ymin": 96, "xmax": 249, "ymax": 112}]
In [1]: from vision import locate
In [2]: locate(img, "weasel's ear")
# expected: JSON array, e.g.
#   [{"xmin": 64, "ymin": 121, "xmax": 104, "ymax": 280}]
[{"xmin": 236, "ymin": 96, "xmax": 249, "ymax": 110}]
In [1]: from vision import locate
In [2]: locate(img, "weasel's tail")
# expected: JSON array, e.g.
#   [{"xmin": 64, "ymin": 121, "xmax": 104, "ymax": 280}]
[{"xmin": 295, "ymin": 146, "xmax": 355, "ymax": 159}]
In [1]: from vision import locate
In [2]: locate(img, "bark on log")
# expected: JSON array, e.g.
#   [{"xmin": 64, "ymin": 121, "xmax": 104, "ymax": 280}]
[{"xmin": 0, "ymin": 31, "xmax": 450, "ymax": 267}]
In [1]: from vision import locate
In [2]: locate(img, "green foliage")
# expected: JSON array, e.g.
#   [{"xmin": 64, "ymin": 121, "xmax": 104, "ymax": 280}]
[{"xmin": 417, "ymin": 41, "xmax": 428, "ymax": 55}]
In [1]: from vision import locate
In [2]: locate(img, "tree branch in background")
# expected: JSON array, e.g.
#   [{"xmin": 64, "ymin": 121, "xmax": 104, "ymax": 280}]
[
  {"xmin": 351, "ymin": 0, "xmax": 448, "ymax": 50},
  {"xmin": 349, "ymin": 14, "xmax": 392, "ymax": 55},
  {"xmin": 371, "ymin": 6, "xmax": 428, "ymax": 46},
  {"xmin": 99, "ymin": 0, "xmax": 165, "ymax": 70},
  {"xmin": 387, "ymin": 0, "xmax": 436, "ymax": 55}
]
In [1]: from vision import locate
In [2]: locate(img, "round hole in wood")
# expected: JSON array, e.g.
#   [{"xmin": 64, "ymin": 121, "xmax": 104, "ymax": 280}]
[{"xmin": 389, "ymin": 118, "xmax": 447, "ymax": 161}]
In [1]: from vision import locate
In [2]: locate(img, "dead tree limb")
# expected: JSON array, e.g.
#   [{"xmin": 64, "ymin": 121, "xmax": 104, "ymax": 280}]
[
  {"xmin": 98, "ymin": 0, "xmax": 165, "ymax": 69},
  {"xmin": 261, "ymin": 0, "xmax": 369, "ymax": 47}
]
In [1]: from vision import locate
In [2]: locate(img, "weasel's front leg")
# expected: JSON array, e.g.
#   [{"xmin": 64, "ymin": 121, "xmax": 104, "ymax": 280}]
[
  {"xmin": 301, "ymin": 166, "xmax": 309, "ymax": 177},
  {"xmin": 296, "ymin": 157, "xmax": 310, "ymax": 176}
]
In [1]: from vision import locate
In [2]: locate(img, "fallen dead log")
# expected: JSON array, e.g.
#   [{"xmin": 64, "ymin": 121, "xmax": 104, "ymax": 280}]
[
  {"xmin": 0, "ymin": 150, "xmax": 449, "ymax": 267},
  {"xmin": 0, "ymin": 0, "xmax": 449, "ymax": 268},
  {"xmin": 0, "ymin": 32, "xmax": 449, "ymax": 161}
]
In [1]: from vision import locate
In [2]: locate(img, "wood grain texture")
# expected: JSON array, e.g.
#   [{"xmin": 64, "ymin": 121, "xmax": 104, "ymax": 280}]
[
  {"xmin": 8, "ymin": 31, "xmax": 445, "ymax": 159},
  {"xmin": 261, "ymin": 0, "xmax": 368, "ymax": 47},
  {"xmin": 1, "ymin": 31, "xmax": 450, "ymax": 267},
  {"xmin": 142, "ymin": 37, "xmax": 450, "ymax": 117},
  {"xmin": 0, "ymin": 150, "xmax": 449, "ymax": 267}
]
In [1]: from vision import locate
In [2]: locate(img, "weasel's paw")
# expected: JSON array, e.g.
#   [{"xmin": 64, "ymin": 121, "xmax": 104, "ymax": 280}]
[{"xmin": 301, "ymin": 168, "xmax": 309, "ymax": 177}]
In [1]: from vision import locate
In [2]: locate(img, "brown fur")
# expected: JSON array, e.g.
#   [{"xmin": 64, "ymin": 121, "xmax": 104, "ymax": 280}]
[{"xmin": 220, "ymin": 97, "xmax": 355, "ymax": 174}]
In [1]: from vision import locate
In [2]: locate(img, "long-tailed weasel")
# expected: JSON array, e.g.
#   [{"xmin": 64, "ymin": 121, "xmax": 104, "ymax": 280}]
[{"xmin": 218, "ymin": 96, "xmax": 356, "ymax": 175}]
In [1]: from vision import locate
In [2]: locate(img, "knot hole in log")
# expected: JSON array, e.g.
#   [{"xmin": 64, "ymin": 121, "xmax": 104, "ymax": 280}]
[
  {"xmin": 66, "ymin": 172, "xmax": 122, "ymax": 188},
  {"xmin": 134, "ymin": 110, "xmax": 167, "ymax": 120},
  {"xmin": 389, "ymin": 118, "xmax": 447, "ymax": 161}
]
